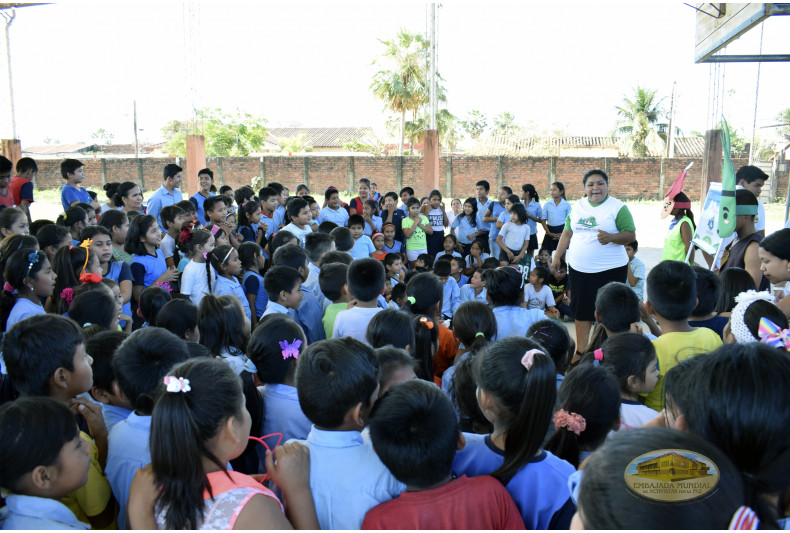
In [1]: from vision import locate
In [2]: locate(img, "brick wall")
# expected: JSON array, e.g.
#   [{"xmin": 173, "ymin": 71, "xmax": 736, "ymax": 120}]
[{"xmin": 31, "ymin": 155, "xmax": 752, "ymax": 201}]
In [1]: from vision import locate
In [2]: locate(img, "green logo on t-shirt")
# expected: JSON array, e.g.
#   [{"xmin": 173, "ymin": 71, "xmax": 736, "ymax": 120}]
[{"xmin": 577, "ymin": 216, "xmax": 598, "ymax": 228}]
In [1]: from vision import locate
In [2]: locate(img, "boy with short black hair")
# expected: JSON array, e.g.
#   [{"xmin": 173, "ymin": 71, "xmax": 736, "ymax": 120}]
[
  {"xmin": 233, "ymin": 185, "xmax": 256, "ymax": 210},
  {"xmin": 189, "ymin": 167, "xmax": 215, "ymax": 225},
  {"xmin": 449, "ymin": 256, "xmax": 468, "ymax": 288},
  {"xmin": 203, "ymin": 195, "xmax": 228, "ymax": 226},
  {"xmin": 159, "ymin": 205, "xmax": 187, "ymax": 269},
  {"xmin": 486, "ymin": 267, "xmax": 545, "ymax": 340},
  {"xmin": 304, "ymin": 232, "xmax": 335, "ymax": 302},
  {"xmin": 688, "ymin": 265, "xmax": 727, "ymax": 338},
  {"xmin": 318, "ymin": 188, "xmax": 349, "ymax": 227},
  {"xmin": 642, "ymin": 260, "xmax": 722, "ymax": 412},
  {"xmin": 319, "ymin": 262, "xmax": 352, "ymax": 339},
  {"xmin": 320, "ymin": 250, "xmax": 354, "ymax": 267},
  {"xmin": 348, "ymin": 213, "xmax": 376, "ymax": 260},
  {"xmin": 434, "ymin": 258, "xmax": 460, "ymax": 319},
  {"xmin": 625, "ymin": 240, "xmax": 645, "ymax": 301},
  {"xmin": 592, "ymin": 281, "xmax": 642, "ymax": 337},
  {"xmin": 362, "ymin": 380, "xmax": 524, "ymax": 529},
  {"xmin": 383, "ymin": 252, "xmax": 405, "ymax": 287},
  {"xmin": 146, "ymin": 164, "xmax": 183, "ymax": 232},
  {"xmin": 265, "ymin": 181, "xmax": 287, "ymax": 231},
  {"xmin": 330, "ymin": 226, "xmax": 354, "ymax": 253},
  {"xmin": 86, "ymin": 331, "xmax": 132, "ymax": 433},
  {"xmin": 415, "ymin": 252, "xmax": 433, "ymax": 272},
  {"xmin": 10, "ymin": 156, "xmax": 37, "ymax": 222},
  {"xmin": 282, "ymin": 197, "xmax": 313, "ymax": 245},
  {"xmin": 262, "ymin": 265, "xmax": 304, "ymax": 317},
  {"xmin": 60, "ymin": 158, "xmax": 99, "ymax": 212},
  {"xmin": 390, "ymin": 282, "xmax": 407, "ymax": 309},
  {"xmin": 397, "ymin": 186, "xmax": 414, "ymax": 216},
  {"xmin": 258, "ymin": 186, "xmax": 279, "ymax": 240},
  {"xmin": 317, "ymin": 220, "xmax": 338, "ymax": 234},
  {"xmin": 271, "ymin": 243, "xmax": 324, "ymax": 342},
  {"xmin": 332, "ymin": 258, "xmax": 385, "ymax": 342},
  {"xmin": 294, "ymin": 337, "xmax": 404, "ymax": 529}
]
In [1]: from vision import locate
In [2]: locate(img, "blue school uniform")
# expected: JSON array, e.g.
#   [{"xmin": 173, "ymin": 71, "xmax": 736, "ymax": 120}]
[
  {"xmin": 383, "ymin": 240, "xmax": 403, "ymax": 254},
  {"xmin": 363, "ymin": 215, "xmax": 382, "ymax": 236},
  {"xmin": 257, "ymin": 384, "xmax": 312, "ymax": 474},
  {"xmin": 261, "ymin": 210, "xmax": 276, "ymax": 240},
  {"xmin": 106, "ymin": 412, "xmax": 152, "ymax": 529},
  {"xmin": 349, "ymin": 235, "xmax": 375, "ymax": 260},
  {"xmin": 487, "ymin": 201, "xmax": 506, "ymax": 240},
  {"xmin": 455, "ymin": 274, "xmax": 469, "ymax": 288},
  {"xmin": 459, "ymin": 284, "xmax": 487, "ymax": 304},
  {"xmin": 130, "ymin": 250, "xmax": 167, "ymax": 289},
  {"xmin": 146, "ymin": 185, "xmax": 183, "ymax": 232},
  {"xmin": 272, "ymin": 205, "xmax": 286, "ymax": 231},
  {"xmin": 190, "ymin": 191, "xmax": 215, "ymax": 225},
  {"xmin": 239, "ymin": 224, "xmax": 259, "ymax": 244},
  {"xmin": 293, "ymin": 285, "xmax": 326, "ymax": 345},
  {"xmin": 214, "ymin": 275, "xmax": 252, "ymax": 320},
  {"xmin": 526, "ymin": 200, "xmax": 543, "ymax": 235},
  {"xmin": 451, "ymin": 215, "xmax": 478, "ymax": 245},
  {"xmin": 542, "ymin": 198, "xmax": 572, "ymax": 226},
  {"xmin": 317, "ymin": 206, "xmax": 349, "ymax": 227},
  {"xmin": 0, "ymin": 494, "xmax": 89, "ymax": 530},
  {"xmin": 492, "ymin": 305, "xmax": 545, "ymax": 340},
  {"xmin": 442, "ymin": 278, "xmax": 460, "ymax": 318},
  {"xmin": 101, "ymin": 404, "xmax": 132, "ymax": 434},
  {"xmin": 452, "ymin": 433, "xmax": 575, "ymax": 529},
  {"xmin": 106, "ymin": 260, "xmax": 133, "ymax": 327},
  {"xmin": 61, "ymin": 184, "xmax": 92, "ymax": 211},
  {"xmin": 242, "ymin": 270, "xmax": 268, "ymax": 319}
]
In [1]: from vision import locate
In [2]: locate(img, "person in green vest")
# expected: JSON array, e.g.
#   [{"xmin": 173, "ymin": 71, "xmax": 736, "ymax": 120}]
[{"xmin": 661, "ymin": 191, "xmax": 695, "ymax": 263}]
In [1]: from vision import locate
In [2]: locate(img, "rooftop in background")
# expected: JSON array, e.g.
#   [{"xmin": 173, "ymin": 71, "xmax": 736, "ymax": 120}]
[
  {"xmin": 265, "ymin": 126, "xmax": 378, "ymax": 151},
  {"xmin": 472, "ymin": 135, "xmax": 710, "ymax": 158}
]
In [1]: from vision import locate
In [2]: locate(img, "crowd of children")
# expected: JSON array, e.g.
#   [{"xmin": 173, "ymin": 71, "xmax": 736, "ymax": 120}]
[{"xmin": 0, "ymin": 154, "xmax": 788, "ymax": 529}]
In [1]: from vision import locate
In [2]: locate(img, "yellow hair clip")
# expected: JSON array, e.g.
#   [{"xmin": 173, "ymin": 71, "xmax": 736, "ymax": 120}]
[{"xmin": 79, "ymin": 238, "xmax": 93, "ymax": 274}]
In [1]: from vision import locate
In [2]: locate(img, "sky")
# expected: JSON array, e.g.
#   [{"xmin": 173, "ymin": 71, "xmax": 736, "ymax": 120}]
[{"xmin": 0, "ymin": 1, "xmax": 787, "ymax": 148}]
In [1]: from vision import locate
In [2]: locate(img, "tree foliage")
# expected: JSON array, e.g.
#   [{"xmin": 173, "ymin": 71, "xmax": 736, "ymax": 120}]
[
  {"xmin": 491, "ymin": 112, "xmax": 519, "ymax": 136},
  {"xmin": 778, "ymin": 108, "xmax": 790, "ymax": 141},
  {"xmin": 162, "ymin": 108, "xmax": 268, "ymax": 157},
  {"xmin": 461, "ymin": 110, "xmax": 488, "ymax": 139},
  {"xmin": 613, "ymin": 86, "xmax": 667, "ymax": 157},
  {"xmin": 91, "ymin": 128, "xmax": 114, "ymax": 146},
  {"xmin": 280, "ymin": 133, "xmax": 312, "ymax": 154}
]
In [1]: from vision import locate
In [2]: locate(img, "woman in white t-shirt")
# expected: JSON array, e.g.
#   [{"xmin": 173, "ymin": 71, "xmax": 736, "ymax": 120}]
[{"xmin": 551, "ymin": 170, "xmax": 635, "ymax": 353}]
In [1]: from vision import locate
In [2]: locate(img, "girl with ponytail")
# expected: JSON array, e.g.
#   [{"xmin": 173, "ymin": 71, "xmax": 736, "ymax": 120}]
[
  {"xmin": 47, "ymin": 240, "xmax": 101, "ymax": 313},
  {"xmin": 451, "ymin": 336, "xmax": 576, "ymax": 529},
  {"xmin": 1, "ymin": 249, "xmax": 55, "ymax": 333},
  {"xmin": 442, "ymin": 300, "xmax": 496, "ymax": 397},
  {"xmin": 177, "ymin": 226, "xmax": 215, "ymax": 306},
  {"xmin": 130, "ymin": 357, "xmax": 319, "ymax": 529}
]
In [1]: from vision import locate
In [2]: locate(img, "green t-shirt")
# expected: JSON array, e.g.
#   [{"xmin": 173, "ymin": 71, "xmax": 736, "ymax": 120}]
[
  {"xmin": 323, "ymin": 302, "xmax": 348, "ymax": 339},
  {"xmin": 402, "ymin": 214, "xmax": 429, "ymax": 251},
  {"xmin": 564, "ymin": 196, "xmax": 635, "ymax": 232}
]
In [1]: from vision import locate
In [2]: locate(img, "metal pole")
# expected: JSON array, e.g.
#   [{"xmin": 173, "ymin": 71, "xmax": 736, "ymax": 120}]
[
  {"xmin": 3, "ymin": 9, "xmax": 17, "ymax": 139},
  {"xmin": 133, "ymin": 100, "xmax": 139, "ymax": 159},
  {"xmin": 429, "ymin": 3, "xmax": 436, "ymax": 131},
  {"xmin": 749, "ymin": 23, "xmax": 764, "ymax": 165},
  {"xmin": 666, "ymin": 81, "xmax": 676, "ymax": 158}
]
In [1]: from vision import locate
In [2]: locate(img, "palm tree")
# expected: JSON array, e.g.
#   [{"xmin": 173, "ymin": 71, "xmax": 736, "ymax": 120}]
[
  {"xmin": 613, "ymin": 86, "xmax": 667, "ymax": 157},
  {"xmin": 371, "ymin": 30, "xmax": 429, "ymax": 156}
]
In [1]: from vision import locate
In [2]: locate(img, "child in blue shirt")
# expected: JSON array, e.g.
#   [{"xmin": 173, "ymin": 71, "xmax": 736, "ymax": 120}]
[
  {"xmin": 293, "ymin": 337, "xmax": 405, "ymax": 529},
  {"xmin": 257, "ymin": 186, "xmax": 280, "ymax": 240},
  {"xmin": 105, "ymin": 328, "xmax": 188, "ymax": 529},
  {"xmin": 0, "ymin": 397, "xmax": 92, "ymax": 530},
  {"xmin": 126, "ymin": 214, "xmax": 179, "ymax": 303},
  {"xmin": 239, "ymin": 242, "xmax": 268, "ymax": 328},
  {"xmin": 237, "ymin": 199, "xmax": 268, "ymax": 247},
  {"xmin": 434, "ymin": 258, "xmax": 460, "ymax": 319},
  {"xmin": 625, "ymin": 240, "xmax": 645, "ymax": 301},
  {"xmin": 262, "ymin": 265, "xmax": 303, "ymax": 318},
  {"xmin": 60, "ymin": 158, "xmax": 98, "ymax": 212},
  {"xmin": 449, "ymin": 256, "xmax": 468, "ymax": 288},
  {"xmin": 486, "ymin": 267, "xmax": 546, "ymax": 339},
  {"xmin": 209, "ymin": 245, "xmax": 252, "ymax": 321},
  {"xmin": 317, "ymin": 188, "xmax": 349, "ymax": 227},
  {"xmin": 362, "ymin": 199, "xmax": 383, "ymax": 235},
  {"xmin": 86, "ymin": 331, "xmax": 133, "ymax": 433},
  {"xmin": 348, "ymin": 214, "xmax": 376, "ymax": 259},
  {"xmin": 451, "ymin": 336, "xmax": 576, "ymax": 529}
]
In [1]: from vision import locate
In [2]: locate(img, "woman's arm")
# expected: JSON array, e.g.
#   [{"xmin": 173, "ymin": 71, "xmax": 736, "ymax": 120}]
[
  {"xmin": 680, "ymin": 220, "xmax": 694, "ymax": 263},
  {"xmin": 597, "ymin": 230, "xmax": 636, "ymax": 246},
  {"xmin": 551, "ymin": 229, "xmax": 573, "ymax": 272},
  {"xmin": 744, "ymin": 241, "xmax": 764, "ymax": 290}
]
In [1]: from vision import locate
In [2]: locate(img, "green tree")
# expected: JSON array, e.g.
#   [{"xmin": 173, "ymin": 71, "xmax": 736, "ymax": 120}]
[
  {"xmin": 777, "ymin": 108, "xmax": 790, "ymax": 141},
  {"xmin": 371, "ymin": 30, "xmax": 429, "ymax": 156},
  {"xmin": 491, "ymin": 112, "xmax": 519, "ymax": 136},
  {"xmin": 613, "ymin": 86, "xmax": 667, "ymax": 157},
  {"xmin": 280, "ymin": 133, "xmax": 312, "ymax": 154},
  {"xmin": 461, "ymin": 110, "xmax": 488, "ymax": 139},
  {"xmin": 91, "ymin": 128, "xmax": 114, "ymax": 146},
  {"xmin": 162, "ymin": 108, "xmax": 268, "ymax": 157}
]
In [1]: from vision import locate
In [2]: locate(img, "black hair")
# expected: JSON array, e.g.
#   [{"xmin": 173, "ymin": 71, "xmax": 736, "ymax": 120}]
[
  {"xmin": 79, "ymin": 224, "xmax": 112, "ymax": 244},
  {"xmin": 197, "ymin": 294, "xmax": 248, "ymax": 358},
  {"xmin": 233, "ymin": 185, "xmax": 256, "ymax": 208},
  {"xmin": 369, "ymin": 380, "xmax": 459, "ymax": 488},
  {"xmin": 69, "ymin": 289, "xmax": 117, "ymax": 330},
  {"xmin": 484, "ymin": 267, "xmax": 522, "ymax": 306},
  {"xmin": 357, "ymin": 177, "xmax": 370, "ymax": 189},
  {"xmin": 399, "ymin": 186, "xmax": 414, "ymax": 197},
  {"xmin": 156, "ymin": 299, "xmax": 199, "ymax": 340},
  {"xmin": 476, "ymin": 336, "xmax": 556, "ymax": 483},
  {"xmin": 97, "ymin": 209, "xmax": 127, "ymax": 238},
  {"xmin": 57, "ymin": 205, "xmax": 88, "ymax": 230},
  {"xmin": 329, "ymin": 226, "xmax": 354, "ymax": 252},
  {"xmin": 546, "ymin": 363, "xmax": 621, "ymax": 468},
  {"xmin": 114, "ymin": 327, "xmax": 188, "ymax": 413},
  {"xmin": 318, "ymin": 262, "xmax": 348, "ymax": 302},
  {"xmin": 452, "ymin": 300, "xmax": 496, "ymax": 355},
  {"xmin": 691, "ymin": 265, "xmax": 721, "ymax": 316},
  {"xmin": 551, "ymin": 181, "xmax": 566, "ymax": 199},
  {"xmin": 29, "ymin": 219, "xmax": 53, "ymax": 236},
  {"xmin": 526, "ymin": 319, "xmax": 571, "ymax": 375},
  {"xmin": 0, "ymin": 396, "xmax": 80, "ymax": 492},
  {"xmin": 177, "ymin": 228, "xmax": 212, "ymax": 260},
  {"xmin": 150, "ymin": 358, "xmax": 244, "ymax": 530},
  {"xmin": 735, "ymin": 188, "xmax": 759, "ymax": 209},
  {"xmin": 715, "ymin": 267, "xmax": 755, "ymax": 313},
  {"xmin": 15, "ymin": 156, "xmax": 37, "ymax": 174},
  {"xmin": 207, "ymin": 245, "xmax": 235, "ymax": 283},
  {"xmin": 481, "ymin": 256, "xmax": 499, "ymax": 269},
  {"xmin": 1, "ymin": 249, "xmax": 48, "ymax": 331},
  {"xmin": 104, "ymin": 182, "xmax": 120, "ymax": 201},
  {"xmin": 405, "ymin": 196, "xmax": 421, "ymax": 211},
  {"xmin": 286, "ymin": 197, "xmax": 308, "ymax": 219},
  {"xmin": 304, "ymin": 232, "xmax": 334, "ymax": 265},
  {"xmin": 505, "ymin": 193, "xmax": 520, "ymax": 205},
  {"xmin": 160, "ymin": 205, "xmax": 185, "ymax": 230},
  {"xmin": 583, "ymin": 168, "xmax": 609, "ymax": 185},
  {"xmin": 671, "ymin": 191, "xmax": 696, "ymax": 228},
  {"xmin": 236, "ymin": 199, "xmax": 260, "ymax": 231},
  {"xmin": 383, "ymin": 253, "xmax": 402, "ymax": 273},
  {"xmin": 374, "ymin": 346, "xmax": 419, "ymax": 392},
  {"xmin": 433, "ymin": 257, "xmax": 451, "ymax": 277},
  {"xmin": 51, "ymin": 244, "xmax": 95, "ymax": 313},
  {"xmin": 86, "ymin": 330, "xmax": 128, "ymax": 395},
  {"xmin": 296, "ymin": 183, "xmax": 309, "ymax": 194},
  {"xmin": 664, "ymin": 344, "xmax": 790, "ymax": 527},
  {"xmin": 475, "ymin": 180, "xmax": 490, "ymax": 192},
  {"xmin": 124, "ymin": 214, "xmax": 157, "ymax": 256},
  {"xmin": 461, "ymin": 196, "xmax": 478, "ymax": 227},
  {"xmin": 347, "ymin": 213, "xmax": 365, "ymax": 229},
  {"xmin": 521, "ymin": 183, "xmax": 539, "ymax": 202},
  {"xmin": 759, "ymin": 228, "xmax": 790, "ymax": 260},
  {"xmin": 390, "ymin": 282, "xmax": 407, "ymax": 304},
  {"xmin": 237, "ymin": 241, "xmax": 263, "ymax": 271},
  {"xmin": 412, "ymin": 315, "xmax": 438, "ymax": 380},
  {"xmin": 259, "ymin": 186, "xmax": 277, "ymax": 202},
  {"xmin": 317, "ymin": 221, "xmax": 338, "ymax": 234},
  {"xmin": 0, "ymin": 207, "xmax": 26, "ymax": 235},
  {"xmin": 60, "ymin": 158, "xmax": 84, "ymax": 179},
  {"xmin": 186, "ymin": 342, "xmax": 212, "ymax": 359},
  {"xmin": 138, "ymin": 286, "xmax": 171, "ymax": 324},
  {"xmin": 347, "ymin": 258, "xmax": 385, "ymax": 302},
  {"xmin": 415, "ymin": 253, "xmax": 433, "ymax": 271},
  {"xmin": 366, "ymin": 309, "xmax": 414, "ymax": 351},
  {"xmin": 646, "ymin": 260, "xmax": 696, "ymax": 321},
  {"xmin": 593, "ymin": 281, "xmax": 640, "ymax": 332},
  {"xmin": 263, "ymin": 265, "xmax": 303, "ymax": 302},
  {"xmin": 509, "ymin": 203, "xmax": 528, "ymax": 224},
  {"xmin": 578, "ymin": 428, "xmax": 746, "ymax": 529},
  {"xmin": 323, "ymin": 188, "xmax": 340, "ymax": 201},
  {"xmin": 451, "ymin": 352, "xmax": 493, "ymax": 435},
  {"xmin": 202, "ymin": 195, "xmax": 226, "ymax": 217},
  {"xmin": 272, "ymin": 243, "xmax": 308, "ymax": 274},
  {"xmin": 625, "ymin": 240, "xmax": 638, "ymax": 251},
  {"xmin": 2, "ymin": 314, "xmax": 84, "ymax": 396},
  {"xmin": 176, "ymin": 200, "xmax": 196, "ymax": 216},
  {"xmin": 736, "ymin": 164, "xmax": 769, "ymax": 184},
  {"xmin": 76, "ymin": 202, "xmax": 94, "ymax": 218},
  {"xmin": 247, "ymin": 314, "xmax": 306, "ymax": 384},
  {"xmin": 403, "ymin": 272, "xmax": 443, "ymax": 317},
  {"xmin": 532, "ymin": 265, "xmax": 549, "ymax": 285},
  {"xmin": 320, "ymin": 250, "xmax": 353, "ymax": 267},
  {"xmin": 198, "ymin": 167, "xmax": 214, "ymax": 180},
  {"xmin": 580, "ymin": 333, "xmax": 656, "ymax": 395},
  {"xmin": 296, "ymin": 337, "xmax": 380, "ymax": 429},
  {"xmin": 163, "ymin": 163, "xmax": 182, "ymax": 179},
  {"xmin": 112, "ymin": 182, "xmax": 138, "ymax": 208},
  {"xmin": 268, "ymin": 230, "xmax": 297, "ymax": 259},
  {"xmin": 742, "ymin": 299, "xmax": 788, "ymax": 340},
  {"xmin": 219, "ymin": 185, "xmax": 233, "ymax": 195}
]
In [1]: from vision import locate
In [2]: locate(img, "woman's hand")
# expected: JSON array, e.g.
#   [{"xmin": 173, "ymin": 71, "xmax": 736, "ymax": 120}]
[{"xmin": 597, "ymin": 230, "xmax": 613, "ymax": 245}]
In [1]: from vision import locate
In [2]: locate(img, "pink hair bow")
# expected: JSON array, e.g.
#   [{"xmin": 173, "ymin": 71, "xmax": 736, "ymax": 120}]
[
  {"xmin": 163, "ymin": 376, "xmax": 191, "ymax": 393},
  {"xmin": 3, "ymin": 282, "xmax": 15, "ymax": 293},
  {"xmin": 757, "ymin": 317, "xmax": 790, "ymax": 351},
  {"xmin": 593, "ymin": 348, "xmax": 604, "ymax": 366},
  {"xmin": 280, "ymin": 339, "xmax": 302, "ymax": 360},
  {"xmin": 60, "ymin": 287, "xmax": 74, "ymax": 306},
  {"xmin": 553, "ymin": 409, "xmax": 586, "ymax": 435},
  {"xmin": 521, "ymin": 349, "xmax": 543, "ymax": 370}
]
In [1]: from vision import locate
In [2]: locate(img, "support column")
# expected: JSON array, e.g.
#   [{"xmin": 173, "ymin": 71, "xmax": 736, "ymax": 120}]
[
  {"xmin": 347, "ymin": 157, "xmax": 355, "ymax": 192},
  {"xmin": 260, "ymin": 157, "xmax": 265, "ymax": 187},
  {"xmin": 216, "ymin": 157, "xmax": 225, "ymax": 186},
  {"xmin": 0, "ymin": 139, "xmax": 21, "ymax": 168},
  {"xmin": 444, "ymin": 156, "xmax": 453, "ymax": 198},
  {"xmin": 658, "ymin": 157, "xmax": 666, "ymax": 200},
  {"xmin": 423, "ymin": 129, "xmax": 439, "ymax": 196},
  {"xmin": 100, "ymin": 158, "xmax": 107, "ymax": 186},
  {"xmin": 496, "ymin": 156, "xmax": 504, "ymax": 190},
  {"xmin": 303, "ymin": 157, "xmax": 310, "ymax": 190},
  {"xmin": 396, "ymin": 156, "xmax": 403, "ymax": 192},
  {"xmin": 701, "ymin": 129, "xmax": 723, "ymax": 199},
  {"xmin": 185, "ymin": 134, "xmax": 206, "ymax": 196}
]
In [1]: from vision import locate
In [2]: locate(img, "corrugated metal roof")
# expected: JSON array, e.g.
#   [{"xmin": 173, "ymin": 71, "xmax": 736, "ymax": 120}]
[
  {"xmin": 22, "ymin": 143, "xmax": 94, "ymax": 155},
  {"xmin": 268, "ymin": 127, "xmax": 377, "ymax": 148},
  {"xmin": 476, "ymin": 135, "xmax": 707, "ymax": 157},
  {"xmin": 672, "ymin": 137, "xmax": 705, "ymax": 157}
]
